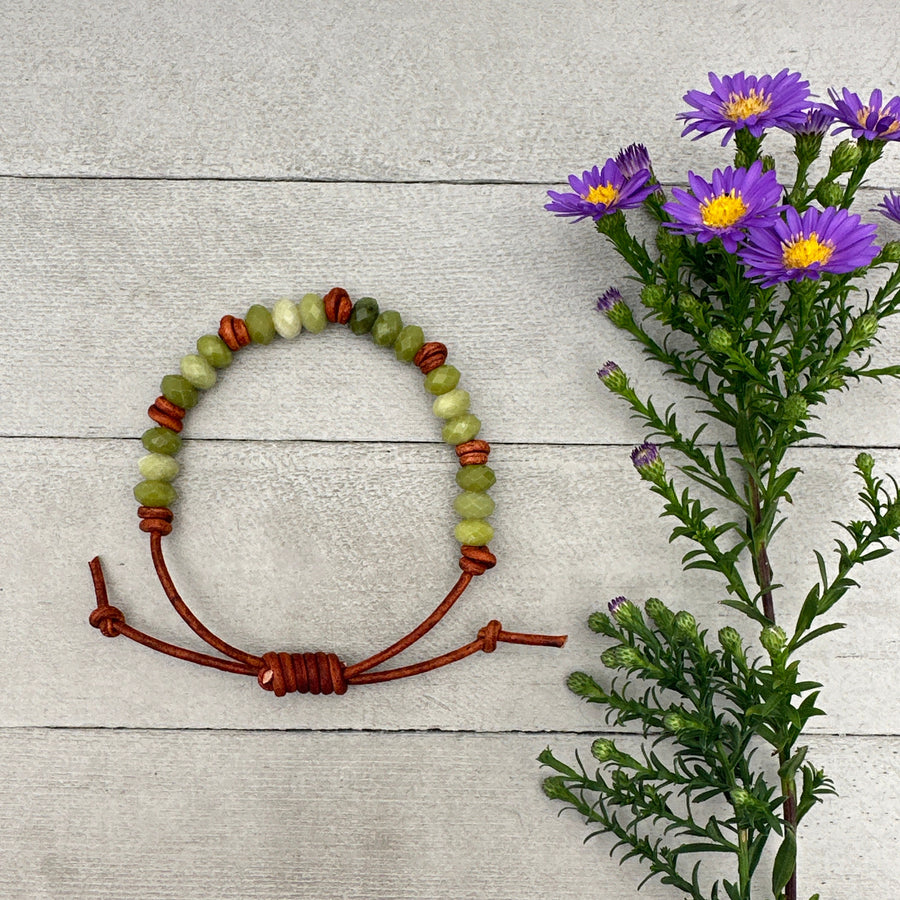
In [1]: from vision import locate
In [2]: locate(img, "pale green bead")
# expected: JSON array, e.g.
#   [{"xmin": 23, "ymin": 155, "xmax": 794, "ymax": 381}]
[
  {"xmin": 138, "ymin": 453, "xmax": 180, "ymax": 482},
  {"xmin": 454, "ymin": 519, "xmax": 494, "ymax": 546},
  {"xmin": 432, "ymin": 389, "xmax": 470, "ymax": 419},
  {"xmin": 299, "ymin": 293, "xmax": 327, "ymax": 333},
  {"xmin": 180, "ymin": 353, "xmax": 217, "ymax": 390},
  {"xmin": 441, "ymin": 413, "xmax": 481, "ymax": 445},
  {"xmin": 272, "ymin": 298, "xmax": 302, "ymax": 339},
  {"xmin": 454, "ymin": 491, "xmax": 494, "ymax": 518}
]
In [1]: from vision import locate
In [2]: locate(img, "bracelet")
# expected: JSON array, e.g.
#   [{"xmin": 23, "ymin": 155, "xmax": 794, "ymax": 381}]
[{"xmin": 89, "ymin": 288, "xmax": 566, "ymax": 697}]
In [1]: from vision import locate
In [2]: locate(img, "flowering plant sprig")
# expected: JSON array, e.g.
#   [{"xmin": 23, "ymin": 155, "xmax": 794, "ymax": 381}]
[{"xmin": 540, "ymin": 70, "xmax": 900, "ymax": 900}]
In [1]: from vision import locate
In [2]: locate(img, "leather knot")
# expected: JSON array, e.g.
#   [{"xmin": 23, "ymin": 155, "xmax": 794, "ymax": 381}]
[
  {"xmin": 258, "ymin": 651, "xmax": 347, "ymax": 697},
  {"xmin": 459, "ymin": 544, "xmax": 497, "ymax": 576},
  {"xmin": 89, "ymin": 605, "xmax": 125, "ymax": 637},
  {"xmin": 478, "ymin": 620, "xmax": 502, "ymax": 653}
]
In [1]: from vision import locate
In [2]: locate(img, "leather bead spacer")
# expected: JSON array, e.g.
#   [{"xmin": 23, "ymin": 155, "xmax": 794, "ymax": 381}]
[
  {"xmin": 456, "ymin": 440, "xmax": 490, "ymax": 466},
  {"xmin": 323, "ymin": 286, "xmax": 353, "ymax": 324},
  {"xmin": 414, "ymin": 341, "xmax": 448, "ymax": 374},
  {"xmin": 218, "ymin": 315, "xmax": 252, "ymax": 351},
  {"xmin": 148, "ymin": 396, "xmax": 186, "ymax": 432}
]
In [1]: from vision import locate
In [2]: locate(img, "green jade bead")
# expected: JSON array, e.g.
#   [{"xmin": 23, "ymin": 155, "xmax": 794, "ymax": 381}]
[
  {"xmin": 272, "ymin": 298, "xmax": 302, "ymax": 339},
  {"xmin": 442, "ymin": 413, "xmax": 481, "ymax": 445},
  {"xmin": 348, "ymin": 297, "xmax": 379, "ymax": 335},
  {"xmin": 424, "ymin": 365, "xmax": 460, "ymax": 395},
  {"xmin": 394, "ymin": 325, "xmax": 425, "ymax": 362},
  {"xmin": 299, "ymin": 293, "xmax": 327, "ymax": 334},
  {"xmin": 180, "ymin": 353, "xmax": 217, "ymax": 390},
  {"xmin": 456, "ymin": 464, "xmax": 495, "ymax": 492},
  {"xmin": 160, "ymin": 374, "xmax": 198, "ymax": 409},
  {"xmin": 432, "ymin": 388, "xmax": 470, "ymax": 419},
  {"xmin": 371, "ymin": 310, "xmax": 403, "ymax": 347},
  {"xmin": 134, "ymin": 479, "xmax": 178, "ymax": 508},
  {"xmin": 139, "ymin": 452, "xmax": 180, "ymax": 482},
  {"xmin": 142, "ymin": 426, "xmax": 182, "ymax": 456},
  {"xmin": 454, "ymin": 490, "xmax": 494, "ymax": 518},
  {"xmin": 196, "ymin": 334, "xmax": 232, "ymax": 369},
  {"xmin": 245, "ymin": 304, "xmax": 276, "ymax": 345},
  {"xmin": 454, "ymin": 519, "xmax": 494, "ymax": 546}
]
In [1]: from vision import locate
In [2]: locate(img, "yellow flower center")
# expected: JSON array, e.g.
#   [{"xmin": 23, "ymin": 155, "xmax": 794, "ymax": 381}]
[
  {"xmin": 583, "ymin": 183, "xmax": 620, "ymax": 206},
  {"xmin": 857, "ymin": 105, "xmax": 900, "ymax": 134},
  {"xmin": 781, "ymin": 233, "xmax": 835, "ymax": 269},
  {"xmin": 722, "ymin": 89, "xmax": 771, "ymax": 122},
  {"xmin": 700, "ymin": 190, "xmax": 749, "ymax": 229}
]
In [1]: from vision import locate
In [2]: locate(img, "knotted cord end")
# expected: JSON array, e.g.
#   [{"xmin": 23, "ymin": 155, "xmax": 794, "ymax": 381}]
[{"xmin": 459, "ymin": 544, "xmax": 497, "ymax": 576}]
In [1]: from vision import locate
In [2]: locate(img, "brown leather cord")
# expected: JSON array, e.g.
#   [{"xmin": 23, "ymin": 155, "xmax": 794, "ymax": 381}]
[{"xmin": 89, "ymin": 294, "xmax": 567, "ymax": 696}]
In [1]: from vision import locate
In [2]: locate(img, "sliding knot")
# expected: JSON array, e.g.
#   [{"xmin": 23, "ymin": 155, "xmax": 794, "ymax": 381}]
[
  {"xmin": 478, "ymin": 620, "xmax": 502, "ymax": 653},
  {"xmin": 90, "ymin": 605, "xmax": 125, "ymax": 637},
  {"xmin": 459, "ymin": 544, "xmax": 497, "ymax": 575},
  {"xmin": 258, "ymin": 651, "xmax": 347, "ymax": 697}
]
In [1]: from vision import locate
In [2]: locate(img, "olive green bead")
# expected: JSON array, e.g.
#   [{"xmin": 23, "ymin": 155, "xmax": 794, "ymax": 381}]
[
  {"xmin": 348, "ymin": 297, "xmax": 380, "ymax": 335},
  {"xmin": 394, "ymin": 325, "xmax": 425, "ymax": 362},
  {"xmin": 133, "ymin": 479, "xmax": 178, "ymax": 508},
  {"xmin": 245, "ymin": 304, "xmax": 276, "ymax": 345},
  {"xmin": 455, "ymin": 464, "xmax": 495, "ymax": 492},
  {"xmin": 299, "ymin": 292, "xmax": 327, "ymax": 333},
  {"xmin": 141, "ymin": 426, "xmax": 182, "ymax": 456},
  {"xmin": 160, "ymin": 374, "xmax": 198, "ymax": 409},
  {"xmin": 196, "ymin": 334, "xmax": 232, "ymax": 369},
  {"xmin": 138, "ymin": 453, "xmax": 180, "ymax": 482},
  {"xmin": 272, "ymin": 298, "xmax": 302, "ymax": 339},
  {"xmin": 432, "ymin": 389, "xmax": 470, "ymax": 419},
  {"xmin": 371, "ymin": 310, "xmax": 403, "ymax": 347},
  {"xmin": 442, "ymin": 413, "xmax": 481, "ymax": 445},
  {"xmin": 424, "ymin": 364, "xmax": 460, "ymax": 395},
  {"xmin": 454, "ymin": 519, "xmax": 494, "ymax": 546},
  {"xmin": 180, "ymin": 353, "xmax": 217, "ymax": 390},
  {"xmin": 454, "ymin": 491, "xmax": 495, "ymax": 519}
]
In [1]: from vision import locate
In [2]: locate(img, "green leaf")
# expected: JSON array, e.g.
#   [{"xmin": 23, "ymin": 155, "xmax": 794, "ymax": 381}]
[{"xmin": 772, "ymin": 829, "xmax": 797, "ymax": 896}]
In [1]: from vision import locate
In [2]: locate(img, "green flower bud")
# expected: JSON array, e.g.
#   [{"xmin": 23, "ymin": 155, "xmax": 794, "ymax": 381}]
[
  {"xmin": 609, "ymin": 598, "xmax": 645, "ymax": 630},
  {"xmin": 673, "ymin": 610, "xmax": 698, "ymax": 640},
  {"xmin": 761, "ymin": 154, "xmax": 776, "ymax": 173},
  {"xmin": 851, "ymin": 312, "xmax": 879, "ymax": 345},
  {"xmin": 830, "ymin": 139, "xmax": 862, "ymax": 173},
  {"xmin": 542, "ymin": 776, "xmax": 572, "ymax": 801},
  {"xmin": 600, "ymin": 647, "xmax": 620, "ymax": 669},
  {"xmin": 827, "ymin": 370, "xmax": 847, "ymax": 390},
  {"xmin": 730, "ymin": 787, "xmax": 754, "ymax": 811},
  {"xmin": 591, "ymin": 738, "xmax": 617, "ymax": 762},
  {"xmin": 883, "ymin": 501, "xmax": 900, "ymax": 532},
  {"xmin": 606, "ymin": 300, "xmax": 634, "ymax": 328},
  {"xmin": 645, "ymin": 597, "xmax": 674, "ymax": 632},
  {"xmin": 677, "ymin": 292, "xmax": 703, "ymax": 322},
  {"xmin": 663, "ymin": 711, "xmax": 692, "ymax": 733},
  {"xmin": 602, "ymin": 644, "xmax": 647, "ymax": 670},
  {"xmin": 612, "ymin": 769, "xmax": 631, "ymax": 791},
  {"xmin": 718, "ymin": 626, "xmax": 744, "ymax": 658},
  {"xmin": 566, "ymin": 671, "xmax": 599, "ymax": 698},
  {"xmin": 656, "ymin": 225, "xmax": 682, "ymax": 255},
  {"xmin": 876, "ymin": 241, "xmax": 900, "ymax": 264},
  {"xmin": 760, "ymin": 624, "xmax": 787, "ymax": 655},
  {"xmin": 707, "ymin": 325, "xmax": 732, "ymax": 353},
  {"xmin": 815, "ymin": 180, "xmax": 844, "ymax": 208},
  {"xmin": 781, "ymin": 393, "xmax": 808, "ymax": 424},
  {"xmin": 587, "ymin": 611, "xmax": 614, "ymax": 634},
  {"xmin": 855, "ymin": 452, "xmax": 875, "ymax": 475},
  {"xmin": 640, "ymin": 283, "xmax": 667, "ymax": 310}
]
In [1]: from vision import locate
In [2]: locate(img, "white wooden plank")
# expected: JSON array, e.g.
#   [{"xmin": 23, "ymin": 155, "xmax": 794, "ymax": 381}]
[
  {"xmin": 0, "ymin": 728, "xmax": 895, "ymax": 899},
  {"xmin": 1, "ymin": 1, "xmax": 899, "ymax": 185},
  {"xmin": 2, "ymin": 178, "xmax": 900, "ymax": 446},
  {"xmin": 3, "ymin": 437, "xmax": 898, "ymax": 733}
]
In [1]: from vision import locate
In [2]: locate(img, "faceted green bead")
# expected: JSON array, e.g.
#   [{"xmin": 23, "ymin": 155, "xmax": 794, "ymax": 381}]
[
  {"xmin": 272, "ymin": 298, "xmax": 302, "ymax": 339},
  {"xmin": 160, "ymin": 374, "xmax": 198, "ymax": 409},
  {"xmin": 299, "ymin": 293, "xmax": 327, "ymax": 333},
  {"xmin": 442, "ymin": 413, "xmax": 481, "ymax": 445},
  {"xmin": 371, "ymin": 310, "xmax": 403, "ymax": 347},
  {"xmin": 394, "ymin": 325, "xmax": 425, "ymax": 362},
  {"xmin": 424, "ymin": 364, "xmax": 460, "ymax": 395},
  {"xmin": 141, "ymin": 426, "xmax": 182, "ymax": 456},
  {"xmin": 454, "ymin": 491, "xmax": 495, "ymax": 518},
  {"xmin": 180, "ymin": 353, "xmax": 217, "ymax": 390},
  {"xmin": 133, "ymin": 479, "xmax": 177, "ymax": 508},
  {"xmin": 432, "ymin": 389, "xmax": 470, "ymax": 419},
  {"xmin": 138, "ymin": 453, "xmax": 180, "ymax": 482},
  {"xmin": 196, "ymin": 334, "xmax": 232, "ymax": 369},
  {"xmin": 456, "ymin": 464, "xmax": 495, "ymax": 492},
  {"xmin": 245, "ymin": 304, "xmax": 276, "ymax": 345},
  {"xmin": 348, "ymin": 297, "xmax": 379, "ymax": 335},
  {"xmin": 454, "ymin": 519, "xmax": 494, "ymax": 546}
]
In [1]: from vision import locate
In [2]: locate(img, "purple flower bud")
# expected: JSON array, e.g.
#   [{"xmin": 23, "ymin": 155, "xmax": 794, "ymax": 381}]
[
  {"xmin": 785, "ymin": 106, "xmax": 835, "ymax": 137},
  {"xmin": 608, "ymin": 595, "xmax": 628, "ymax": 614},
  {"xmin": 876, "ymin": 191, "xmax": 900, "ymax": 225},
  {"xmin": 631, "ymin": 441, "xmax": 660, "ymax": 469},
  {"xmin": 596, "ymin": 287, "xmax": 624, "ymax": 312},
  {"xmin": 614, "ymin": 142, "xmax": 653, "ymax": 180}
]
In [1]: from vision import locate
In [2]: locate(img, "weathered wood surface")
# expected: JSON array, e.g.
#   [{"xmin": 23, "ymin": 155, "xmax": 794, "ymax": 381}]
[{"xmin": 3, "ymin": 1, "xmax": 900, "ymax": 897}]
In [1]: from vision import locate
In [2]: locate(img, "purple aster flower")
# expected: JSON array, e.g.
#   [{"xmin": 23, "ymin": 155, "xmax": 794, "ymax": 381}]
[
  {"xmin": 784, "ymin": 106, "xmax": 835, "ymax": 137},
  {"xmin": 738, "ymin": 206, "xmax": 880, "ymax": 287},
  {"xmin": 545, "ymin": 159, "xmax": 657, "ymax": 222},
  {"xmin": 596, "ymin": 287, "xmax": 623, "ymax": 312},
  {"xmin": 825, "ymin": 88, "xmax": 900, "ymax": 141},
  {"xmin": 614, "ymin": 143, "xmax": 653, "ymax": 180},
  {"xmin": 662, "ymin": 161, "xmax": 784, "ymax": 253},
  {"xmin": 876, "ymin": 192, "xmax": 900, "ymax": 225},
  {"xmin": 679, "ymin": 69, "xmax": 811, "ymax": 145},
  {"xmin": 631, "ymin": 441, "xmax": 659, "ymax": 469}
]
